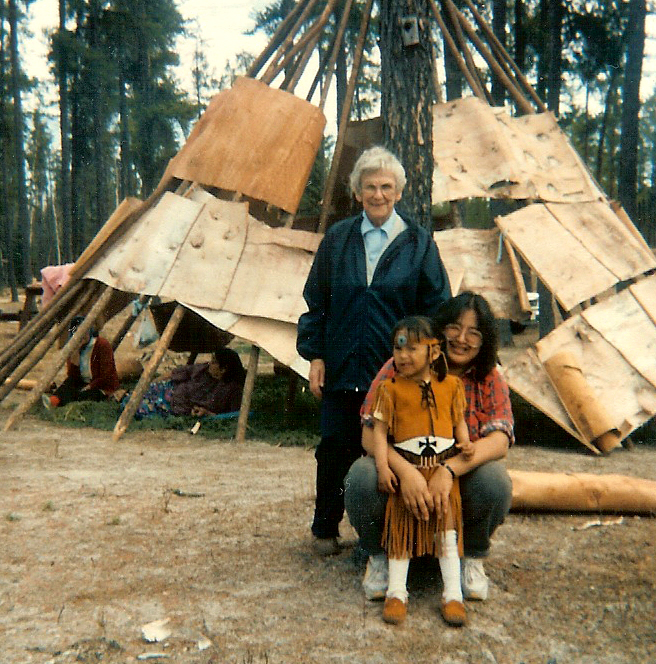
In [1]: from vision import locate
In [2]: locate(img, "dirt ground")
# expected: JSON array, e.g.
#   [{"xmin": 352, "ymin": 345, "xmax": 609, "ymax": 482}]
[{"xmin": 1, "ymin": 297, "xmax": 655, "ymax": 664}]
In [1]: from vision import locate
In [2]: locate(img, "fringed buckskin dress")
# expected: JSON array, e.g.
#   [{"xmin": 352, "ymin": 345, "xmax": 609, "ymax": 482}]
[{"xmin": 373, "ymin": 372, "xmax": 466, "ymax": 559}]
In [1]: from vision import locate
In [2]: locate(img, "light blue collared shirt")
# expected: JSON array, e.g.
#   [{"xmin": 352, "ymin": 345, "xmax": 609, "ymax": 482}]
[{"xmin": 360, "ymin": 210, "xmax": 406, "ymax": 283}]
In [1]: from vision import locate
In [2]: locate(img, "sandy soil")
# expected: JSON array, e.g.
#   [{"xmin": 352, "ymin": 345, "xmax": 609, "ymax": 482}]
[{"xmin": 1, "ymin": 299, "xmax": 655, "ymax": 663}]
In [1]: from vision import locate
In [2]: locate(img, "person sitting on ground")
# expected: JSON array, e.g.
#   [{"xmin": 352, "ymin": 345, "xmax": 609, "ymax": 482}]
[
  {"xmin": 44, "ymin": 316, "xmax": 119, "ymax": 409},
  {"xmin": 344, "ymin": 291, "xmax": 514, "ymax": 608},
  {"xmin": 123, "ymin": 347, "xmax": 246, "ymax": 420},
  {"xmin": 370, "ymin": 315, "xmax": 474, "ymax": 627}
]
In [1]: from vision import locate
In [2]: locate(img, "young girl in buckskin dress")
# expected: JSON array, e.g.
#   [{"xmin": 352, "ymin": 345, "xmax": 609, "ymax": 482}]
[{"xmin": 370, "ymin": 315, "xmax": 474, "ymax": 627}]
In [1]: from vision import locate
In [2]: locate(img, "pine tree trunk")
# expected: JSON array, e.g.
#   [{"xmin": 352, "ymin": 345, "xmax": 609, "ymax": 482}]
[
  {"xmin": 547, "ymin": 0, "xmax": 563, "ymax": 116},
  {"xmin": 535, "ymin": 0, "xmax": 548, "ymax": 101},
  {"xmin": 0, "ymin": 3, "xmax": 18, "ymax": 296},
  {"xmin": 514, "ymin": 0, "xmax": 526, "ymax": 73},
  {"xmin": 618, "ymin": 0, "xmax": 646, "ymax": 220},
  {"xmin": 118, "ymin": 68, "xmax": 131, "ymax": 199},
  {"xmin": 441, "ymin": 1, "xmax": 462, "ymax": 102},
  {"xmin": 8, "ymin": 0, "xmax": 31, "ymax": 284},
  {"xmin": 491, "ymin": 0, "xmax": 507, "ymax": 106},
  {"xmin": 56, "ymin": 0, "xmax": 73, "ymax": 262},
  {"xmin": 379, "ymin": 0, "xmax": 436, "ymax": 229},
  {"xmin": 595, "ymin": 69, "xmax": 619, "ymax": 183}
]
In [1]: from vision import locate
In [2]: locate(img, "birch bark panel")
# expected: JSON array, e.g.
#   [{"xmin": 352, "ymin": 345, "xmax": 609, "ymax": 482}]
[
  {"xmin": 545, "ymin": 202, "xmax": 656, "ymax": 281},
  {"xmin": 542, "ymin": 351, "xmax": 618, "ymax": 448},
  {"xmin": 221, "ymin": 239, "xmax": 313, "ymax": 323},
  {"xmin": 507, "ymin": 112, "xmax": 603, "ymax": 202},
  {"xmin": 508, "ymin": 470, "xmax": 656, "ymax": 514},
  {"xmin": 433, "ymin": 98, "xmax": 517, "ymax": 202},
  {"xmin": 86, "ymin": 193, "xmax": 203, "ymax": 295},
  {"xmin": 247, "ymin": 223, "xmax": 322, "ymax": 253},
  {"xmin": 432, "ymin": 98, "xmax": 602, "ymax": 203},
  {"xmin": 535, "ymin": 315, "xmax": 656, "ymax": 438},
  {"xmin": 230, "ymin": 316, "xmax": 308, "ymax": 377},
  {"xmin": 160, "ymin": 199, "xmax": 249, "ymax": 311},
  {"xmin": 185, "ymin": 305, "xmax": 309, "ymax": 378},
  {"xmin": 499, "ymin": 347, "xmax": 583, "ymax": 444},
  {"xmin": 630, "ymin": 273, "xmax": 656, "ymax": 326},
  {"xmin": 434, "ymin": 227, "xmax": 524, "ymax": 321},
  {"xmin": 432, "ymin": 231, "xmax": 466, "ymax": 296},
  {"xmin": 69, "ymin": 197, "xmax": 143, "ymax": 281},
  {"xmin": 166, "ymin": 77, "xmax": 326, "ymax": 214},
  {"xmin": 496, "ymin": 204, "xmax": 618, "ymax": 311},
  {"xmin": 610, "ymin": 200, "xmax": 655, "ymax": 254},
  {"xmin": 580, "ymin": 288, "xmax": 656, "ymax": 388}
]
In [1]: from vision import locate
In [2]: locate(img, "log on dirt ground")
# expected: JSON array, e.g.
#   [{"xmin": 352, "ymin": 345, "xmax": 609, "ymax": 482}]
[{"xmin": 509, "ymin": 469, "xmax": 656, "ymax": 514}]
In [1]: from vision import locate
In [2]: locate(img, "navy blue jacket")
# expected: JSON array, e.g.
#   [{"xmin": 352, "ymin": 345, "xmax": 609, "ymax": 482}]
[{"xmin": 296, "ymin": 213, "xmax": 451, "ymax": 392}]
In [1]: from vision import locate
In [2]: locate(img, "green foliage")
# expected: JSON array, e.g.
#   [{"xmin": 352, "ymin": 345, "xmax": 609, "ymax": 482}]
[
  {"xmin": 36, "ymin": 372, "xmax": 320, "ymax": 448},
  {"xmin": 217, "ymin": 52, "xmax": 255, "ymax": 91},
  {"xmin": 298, "ymin": 134, "xmax": 334, "ymax": 217}
]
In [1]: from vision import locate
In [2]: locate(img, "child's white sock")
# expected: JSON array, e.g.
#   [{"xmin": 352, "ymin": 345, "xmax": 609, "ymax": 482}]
[
  {"xmin": 386, "ymin": 557, "xmax": 410, "ymax": 602},
  {"xmin": 438, "ymin": 530, "xmax": 463, "ymax": 603}
]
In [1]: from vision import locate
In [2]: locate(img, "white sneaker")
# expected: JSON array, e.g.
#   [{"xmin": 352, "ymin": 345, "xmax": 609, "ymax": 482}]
[
  {"xmin": 461, "ymin": 557, "xmax": 489, "ymax": 601},
  {"xmin": 363, "ymin": 553, "xmax": 388, "ymax": 601}
]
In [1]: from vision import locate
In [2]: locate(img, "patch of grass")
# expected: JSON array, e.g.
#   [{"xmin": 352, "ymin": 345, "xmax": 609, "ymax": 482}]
[
  {"xmin": 6, "ymin": 512, "xmax": 21, "ymax": 522},
  {"xmin": 42, "ymin": 501, "xmax": 55, "ymax": 512},
  {"xmin": 34, "ymin": 373, "xmax": 321, "ymax": 448}
]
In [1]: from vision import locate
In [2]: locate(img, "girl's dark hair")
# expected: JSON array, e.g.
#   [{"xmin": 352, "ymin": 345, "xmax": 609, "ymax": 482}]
[
  {"xmin": 212, "ymin": 347, "xmax": 246, "ymax": 384},
  {"xmin": 391, "ymin": 315, "xmax": 434, "ymax": 345},
  {"xmin": 432, "ymin": 291, "xmax": 498, "ymax": 382}
]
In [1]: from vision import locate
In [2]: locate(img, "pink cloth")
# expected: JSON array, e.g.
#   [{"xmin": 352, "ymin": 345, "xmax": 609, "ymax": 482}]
[{"xmin": 40, "ymin": 264, "xmax": 75, "ymax": 308}]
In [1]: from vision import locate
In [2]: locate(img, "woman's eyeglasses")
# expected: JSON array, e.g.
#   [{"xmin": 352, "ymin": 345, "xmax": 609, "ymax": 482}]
[{"xmin": 443, "ymin": 323, "xmax": 483, "ymax": 348}]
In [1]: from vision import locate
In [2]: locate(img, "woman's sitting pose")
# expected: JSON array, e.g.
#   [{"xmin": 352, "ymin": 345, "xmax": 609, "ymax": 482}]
[
  {"xmin": 345, "ymin": 292, "xmax": 514, "ymax": 616},
  {"xmin": 123, "ymin": 347, "xmax": 246, "ymax": 420}
]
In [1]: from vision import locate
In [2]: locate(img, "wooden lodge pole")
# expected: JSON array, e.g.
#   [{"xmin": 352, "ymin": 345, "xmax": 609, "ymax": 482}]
[
  {"xmin": 317, "ymin": 0, "xmax": 355, "ymax": 110},
  {"xmin": 317, "ymin": 0, "xmax": 374, "ymax": 233},
  {"xmin": 462, "ymin": 0, "xmax": 547, "ymax": 113},
  {"xmin": 109, "ymin": 294, "xmax": 151, "ymax": 352},
  {"xmin": 247, "ymin": 0, "xmax": 311, "ymax": 80},
  {"xmin": 440, "ymin": 0, "xmax": 490, "ymax": 102},
  {"xmin": 0, "ymin": 284, "xmax": 99, "ymax": 403},
  {"xmin": 0, "ymin": 279, "xmax": 87, "ymax": 370},
  {"xmin": 3, "ymin": 285, "xmax": 116, "ymax": 432},
  {"xmin": 236, "ymin": 345, "xmax": 260, "ymax": 443},
  {"xmin": 112, "ymin": 303, "xmax": 186, "ymax": 442},
  {"xmin": 452, "ymin": 6, "xmax": 534, "ymax": 115},
  {"xmin": 260, "ymin": 0, "xmax": 322, "ymax": 85},
  {"xmin": 429, "ymin": 0, "xmax": 487, "ymax": 103}
]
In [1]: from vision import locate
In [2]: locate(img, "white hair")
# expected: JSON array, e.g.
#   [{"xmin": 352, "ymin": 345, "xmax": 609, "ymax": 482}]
[{"xmin": 349, "ymin": 146, "xmax": 406, "ymax": 196}]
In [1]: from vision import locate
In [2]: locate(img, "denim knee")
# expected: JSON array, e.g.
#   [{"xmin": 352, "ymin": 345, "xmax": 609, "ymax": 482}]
[{"xmin": 460, "ymin": 460, "xmax": 512, "ymax": 558}]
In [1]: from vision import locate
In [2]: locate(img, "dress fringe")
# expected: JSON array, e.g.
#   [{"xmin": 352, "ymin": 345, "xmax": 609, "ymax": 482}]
[{"xmin": 382, "ymin": 467, "xmax": 463, "ymax": 559}]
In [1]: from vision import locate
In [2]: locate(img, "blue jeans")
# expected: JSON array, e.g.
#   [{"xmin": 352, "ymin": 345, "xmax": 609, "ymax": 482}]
[{"xmin": 344, "ymin": 455, "xmax": 512, "ymax": 558}]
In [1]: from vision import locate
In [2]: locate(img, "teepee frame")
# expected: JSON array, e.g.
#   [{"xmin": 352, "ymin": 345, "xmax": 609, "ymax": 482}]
[{"xmin": 3, "ymin": 0, "xmax": 652, "ymax": 452}]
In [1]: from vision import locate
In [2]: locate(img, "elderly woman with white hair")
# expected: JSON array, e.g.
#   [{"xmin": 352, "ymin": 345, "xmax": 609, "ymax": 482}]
[{"xmin": 297, "ymin": 145, "xmax": 452, "ymax": 555}]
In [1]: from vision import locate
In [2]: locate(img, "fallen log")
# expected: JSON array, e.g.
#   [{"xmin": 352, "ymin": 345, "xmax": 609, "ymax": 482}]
[{"xmin": 509, "ymin": 469, "xmax": 656, "ymax": 515}]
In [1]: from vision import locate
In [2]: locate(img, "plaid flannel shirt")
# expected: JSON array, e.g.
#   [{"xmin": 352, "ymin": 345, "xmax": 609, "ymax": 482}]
[{"xmin": 361, "ymin": 357, "xmax": 514, "ymax": 445}]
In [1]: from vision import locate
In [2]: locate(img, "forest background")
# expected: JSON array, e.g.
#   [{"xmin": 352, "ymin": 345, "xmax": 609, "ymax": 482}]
[{"xmin": 2, "ymin": 0, "xmax": 656, "ymax": 303}]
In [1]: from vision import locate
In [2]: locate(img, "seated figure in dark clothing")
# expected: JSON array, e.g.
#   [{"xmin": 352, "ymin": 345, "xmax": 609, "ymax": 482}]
[{"xmin": 122, "ymin": 347, "xmax": 246, "ymax": 420}]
